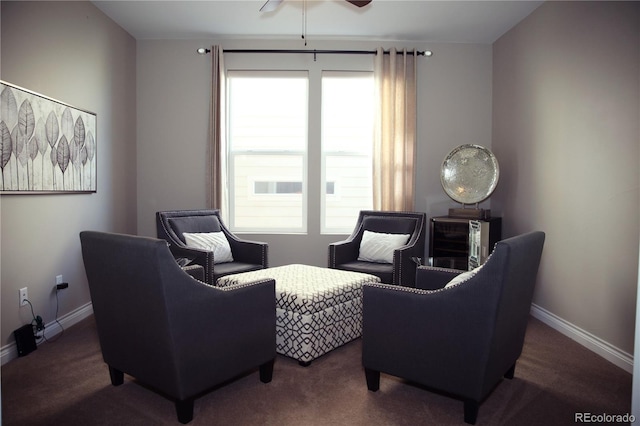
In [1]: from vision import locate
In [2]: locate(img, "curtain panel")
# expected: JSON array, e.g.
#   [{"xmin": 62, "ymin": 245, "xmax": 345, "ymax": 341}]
[
  {"xmin": 373, "ymin": 47, "xmax": 418, "ymax": 212},
  {"xmin": 207, "ymin": 45, "xmax": 228, "ymax": 216}
]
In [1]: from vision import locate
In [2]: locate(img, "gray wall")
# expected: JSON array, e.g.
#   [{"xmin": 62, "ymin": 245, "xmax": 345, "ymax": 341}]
[
  {"xmin": 0, "ymin": 2, "xmax": 137, "ymax": 347},
  {"xmin": 492, "ymin": 1, "xmax": 640, "ymax": 355},
  {"xmin": 136, "ymin": 38, "xmax": 493, "ymax": 266}
]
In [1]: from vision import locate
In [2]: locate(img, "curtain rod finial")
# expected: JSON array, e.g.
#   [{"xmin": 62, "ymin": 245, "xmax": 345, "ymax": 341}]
[
  {"xmin": 421, "ymin": 50, "xmax": 433, "ymax": 57},
  {"xmin": 197, "ymin": 48, "xmax": 211, "ymax": 55}
]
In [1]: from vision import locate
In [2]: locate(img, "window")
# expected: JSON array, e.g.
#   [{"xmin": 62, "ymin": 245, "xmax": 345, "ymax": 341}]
[
  {"xmin": 226, "ymin": 65, "xmax": 373, "ymax": 235},
  {"xmin": 254, "ymin": 181, "xmax": 303, "ymax": 194},
  {"xmin": 321, "ymin": 71, "xmax": 374, "ymax": 233},
  {"xmin": 227, "ymin": 71, "xmax": 308, "ymax": 233}
]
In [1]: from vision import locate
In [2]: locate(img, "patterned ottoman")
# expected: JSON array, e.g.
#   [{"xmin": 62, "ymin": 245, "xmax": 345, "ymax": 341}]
[{"xmin": 217, "ymin": 264, "xmax": 381, "ymax": 365}]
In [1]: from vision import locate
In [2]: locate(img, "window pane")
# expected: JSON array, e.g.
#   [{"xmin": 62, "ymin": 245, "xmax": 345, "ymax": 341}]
[
  {"xmin": 322, "ymin": 72, "xmax": 374, "ymax": 233},
  {"xmin": 254, "ymin": 181, "xmax": 303, "ymax": 194},
  {"xmin": 324, "ymin": 154, "xmax": 373, "ymax": 230},
  {"xmin": 228, "ymin": 72, "xmax": 307, "ymax": 151},
  {"xmin": 228, "ymin": 71, "xmax": 308, "ymax": 233},
  {"xmin": 232, "ymin": 154, "xmax": 304, "ymax": 231}
]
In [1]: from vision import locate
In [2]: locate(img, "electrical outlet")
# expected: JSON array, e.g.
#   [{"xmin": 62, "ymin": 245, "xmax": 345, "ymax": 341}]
[
  {"xmin": 19, "ymin": 287, "xmax": 28, "ymax": 307},
  {"xmin": 56, "ymin": 275, "xmax": 63, "ymax": 285}
]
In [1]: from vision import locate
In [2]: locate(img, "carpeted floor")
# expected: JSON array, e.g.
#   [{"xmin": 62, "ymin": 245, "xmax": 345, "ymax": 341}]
[{"xmin": 1, "ymin": 315, "xmax": 632, "ymax": 425}]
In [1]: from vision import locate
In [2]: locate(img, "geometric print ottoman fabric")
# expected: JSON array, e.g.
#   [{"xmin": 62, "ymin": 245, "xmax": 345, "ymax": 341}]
[
  {"xmin": 275, "ymin": 299, "xmax": 361, "ymax": 363},
  {"xmin": 217, "ymin": 264, "xmax": 381, "ymax": 363}
]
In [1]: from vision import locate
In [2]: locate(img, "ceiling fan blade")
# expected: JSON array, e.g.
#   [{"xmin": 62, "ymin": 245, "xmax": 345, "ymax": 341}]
[
  {"xmin": 260, "ymin": 0, "xmax": 283, "ymax": 12},
  {"xmin": 345, "ymin": 0, "xmax": 373, "ymax": 7}
]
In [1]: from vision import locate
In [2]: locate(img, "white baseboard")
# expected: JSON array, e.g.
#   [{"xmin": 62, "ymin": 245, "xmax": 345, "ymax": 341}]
[
  {"xmin": 1, "ymin": 302, "xmax": 94, "ymax": 366},
  {"xmin": 530, "ymin": 303, "xmax": 633, "ymax": 374}
]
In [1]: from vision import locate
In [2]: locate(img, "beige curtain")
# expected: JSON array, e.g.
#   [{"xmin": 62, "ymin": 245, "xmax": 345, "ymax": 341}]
[
  {"xmin": 207, "ymin": 46, "xmax": 227, "ymax": 215},
  {"xmin": 373, "ymin": 47, "xmax": 417, "ymax": 211}
]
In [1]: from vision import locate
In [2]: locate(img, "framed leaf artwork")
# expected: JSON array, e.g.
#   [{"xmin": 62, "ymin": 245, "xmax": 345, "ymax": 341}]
[{"xmin": 0, "ymin": 81, "xmax": 97, "ymax": 193}]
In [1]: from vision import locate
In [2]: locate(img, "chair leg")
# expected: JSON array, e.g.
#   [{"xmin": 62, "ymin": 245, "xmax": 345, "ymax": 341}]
[
  {"xmin": 463, "ymin": 399, "xmax": 479, "ymax": 425},
  {"xmin": 504, "ymin": 363, "xmax": 516, "ymax": 379},
  {"xmin": 176, "ymin": 398, "xmax": 194, "ymax": 424},
  {"xmin": 364, "ymin": 368, "xmax": 380, "ymax": 391},
  {"xmin": 108, "ymin": 366, "xmax": 124, "ymax": 386},
  {"xmin": 259, "ymin": 359, "xmax": 275, "ymax": 383}
]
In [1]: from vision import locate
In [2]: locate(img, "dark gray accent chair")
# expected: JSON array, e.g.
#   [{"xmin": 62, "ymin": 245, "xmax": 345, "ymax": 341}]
[
  {"xmin": 79, "ymin": 231, "xmax": 276, "ymax": 424},
  {"xmin": 156, "ymin": 209, "xmax": 268, "ymax": 285},
  {"xmin": 362, "ymin": 231, "xmax": 545, "ymax": 424},
  {"xmin": 328, "ymin": 210, "xmax": 426, "ymax": 286}
]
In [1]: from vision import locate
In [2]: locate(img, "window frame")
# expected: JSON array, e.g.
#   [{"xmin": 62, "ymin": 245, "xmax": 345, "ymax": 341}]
[
  {"xmin": 226, "ymin": 70, "xmax": 309, "ymax": 234},
  {"xmin": 223, "ymin": 54, "xmax": 374, "ymax": 235}
]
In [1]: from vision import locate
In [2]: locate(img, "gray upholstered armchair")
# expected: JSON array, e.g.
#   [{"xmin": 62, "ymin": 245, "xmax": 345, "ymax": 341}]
[
  {"xmin": 156, "ymin": 209, "xmax": 268, "ymax": 285},
  {"xmin": 328, "ymin": 210, "xmax": 426, "ymax": 286},
  {"xmin": 80, "ymin": 231, "xmax": 276, "ymax": 424},
  {"xmin": 362, "ymin": 231, "xmax": 545, "ymax": 424}
]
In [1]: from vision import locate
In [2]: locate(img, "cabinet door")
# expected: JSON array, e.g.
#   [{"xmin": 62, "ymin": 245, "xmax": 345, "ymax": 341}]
[
  {"xmin": 430, "ymin": 217, "xmax": 502, "ymax": 270},
  {"xmin": 430, "ymin": 219, "xmax": 469, "ymax": 270}
]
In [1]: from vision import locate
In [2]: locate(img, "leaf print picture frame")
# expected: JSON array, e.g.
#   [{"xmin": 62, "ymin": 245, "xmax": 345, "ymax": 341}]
[{"xmin": 0, "ymin": 81, "xmax": 97, "ymax": 193}]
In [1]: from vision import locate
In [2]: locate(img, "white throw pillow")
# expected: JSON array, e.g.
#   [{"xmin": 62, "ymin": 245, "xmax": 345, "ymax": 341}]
[
  {"xmin": 358, "ymin": 230, "xmax": 411, "ymax": 264},
  {"xmin": 183, "ymin": 231, "xmax": 234, "ymax": 264},
  {"xmin": 444, "ymin": 263, "xmax": 484, "ymax": 288}
]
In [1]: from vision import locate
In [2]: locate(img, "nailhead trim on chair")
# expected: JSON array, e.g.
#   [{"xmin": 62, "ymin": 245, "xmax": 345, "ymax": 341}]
[
  {"xmin": 262, "ymin": 245, "xmax": 268, "ymax": 268},
  {"xmin": 365, "ymin": 279, "xmax": 480, "ymax": 295},
  {"xmin": 217, "ymin": 278, "xmax": 275, "ymax": 292},
  {"xmin": 399, "ymin": 248, "xmax": 500, "ymax": 293},
  {"xmin": 417, "ymin": 266, "xmax": 463, "ymax": 273},
  {"xmin": 365, "ymin": 281, "xmax": 432, "ymax": 295}
]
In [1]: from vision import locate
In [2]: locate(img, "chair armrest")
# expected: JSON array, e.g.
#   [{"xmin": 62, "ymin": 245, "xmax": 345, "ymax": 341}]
[
  {"xmin": 171, "ymin": 277, "xmax": 277, "ymax": 398},
  {"xmin": 227, "ymin": 237, "xmax": 269, "ymax": 268},
  {"xmin": 168, "ymin": 245, "xmax": 215, "ymax": 285},
  {"xmin": 328, "ymin": 239, "xmax": 360, "ymax": 267},
  {"xmin": 393, "ymin": 244, "xmax": 424, "ymax": 287},
  {"xmin": 415, "ymin": 265, "xmax": 465, "ymax": 290},
  {"xmin": 176, "ymin": 278, "xmax": 276, "ymax": 342},
  {"xmin": 168, "ymin": 244, "xmax": 208, "ymax": 263},
  {"xmin": 181, "ymin": 264, "xmax": 205, "ymax": 282},
  {"xmin": 175, "ymin": 277, "xmax": 276, "ymax": 353},
  {"xmin": 362, "ymin": 282, "xmax": 497, "ymax": 397}
]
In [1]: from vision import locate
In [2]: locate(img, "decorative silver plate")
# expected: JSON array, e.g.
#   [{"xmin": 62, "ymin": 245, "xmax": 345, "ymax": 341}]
[{"xmin": 440, "ymin": 144, "xmax": 499, "ymax": 205}]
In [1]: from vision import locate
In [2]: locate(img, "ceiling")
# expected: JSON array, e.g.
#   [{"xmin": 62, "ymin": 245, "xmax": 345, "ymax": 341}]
[{"xmin": 91, "ymin": 0, "xmax": 543, "ymax": 44}]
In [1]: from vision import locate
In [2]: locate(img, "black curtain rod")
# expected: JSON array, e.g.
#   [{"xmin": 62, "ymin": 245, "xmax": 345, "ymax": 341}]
[{"xmin": 197, "ymin": 48, "xmax": 432, "ymax": 57}]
